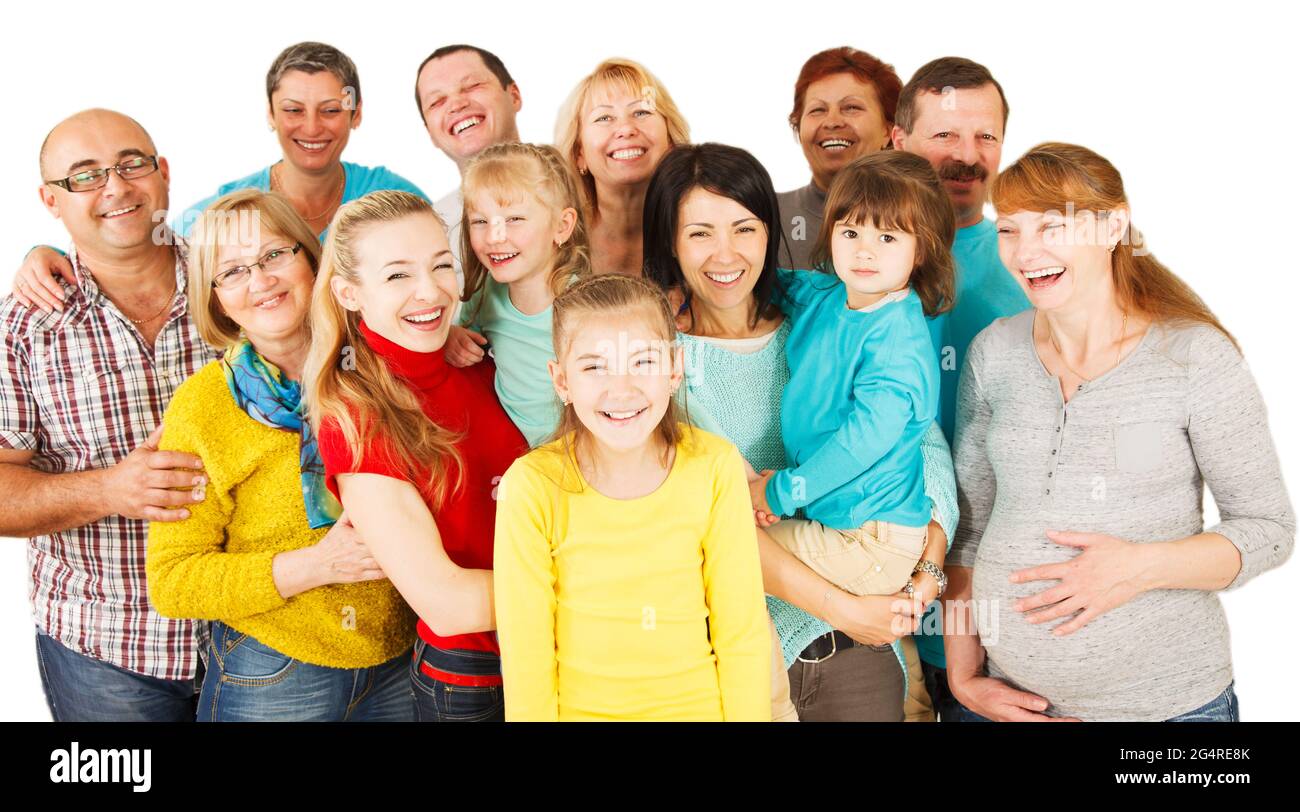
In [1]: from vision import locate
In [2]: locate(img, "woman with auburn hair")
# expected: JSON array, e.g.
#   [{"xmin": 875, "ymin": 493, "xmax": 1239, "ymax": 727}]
[
  {"xmin": 147, "ymin": 189, "xmax": 417, "ymax": 721},
  {"xmin": 778, "ymin": 46, "xmax": 902, "ymax": 271},
  {"xmin": 305, "ymin": 190, "xmax": 527, "ymax": 722},
  {"xmin": 945, "ymin": 142, "xmax": 1294, "ymax": 721},
  {"xmin": 554, "ymin": 57, "xmax": 690, "ymax": 276}
]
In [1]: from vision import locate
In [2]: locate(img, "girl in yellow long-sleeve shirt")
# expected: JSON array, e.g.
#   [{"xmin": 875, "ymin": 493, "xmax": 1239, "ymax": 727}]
[{"xmin": 493, "ymin": 274, "xmax": 771, "ymax": 721}]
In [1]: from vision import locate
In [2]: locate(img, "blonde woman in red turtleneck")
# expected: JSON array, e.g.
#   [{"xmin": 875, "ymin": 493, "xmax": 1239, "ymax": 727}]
[{"xmin": 305, "ymin": 191, "xmax": 527, "ymax": 722}]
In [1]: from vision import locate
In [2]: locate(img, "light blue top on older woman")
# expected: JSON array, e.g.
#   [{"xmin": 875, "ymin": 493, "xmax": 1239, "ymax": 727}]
[{"xmin": 174, "ymin": 161, "xmax": 428, "ymax": 240}]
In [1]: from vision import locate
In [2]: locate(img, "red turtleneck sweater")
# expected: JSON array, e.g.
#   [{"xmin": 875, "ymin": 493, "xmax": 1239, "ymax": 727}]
[{"xmin": 318, "ymin": 320, "xmax": 528, "ymax": 654}]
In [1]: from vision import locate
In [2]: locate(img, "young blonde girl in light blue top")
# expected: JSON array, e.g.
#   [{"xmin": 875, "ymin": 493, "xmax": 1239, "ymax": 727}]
[{"xmin": 444, "ymin": 143, "xmax": 591, "ymax": 446}]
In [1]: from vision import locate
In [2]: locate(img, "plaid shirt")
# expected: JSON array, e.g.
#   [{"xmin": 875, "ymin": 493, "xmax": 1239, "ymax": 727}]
[{"xmin": 0, "ymin": 238, "xmax": 216, "ymax": 680}]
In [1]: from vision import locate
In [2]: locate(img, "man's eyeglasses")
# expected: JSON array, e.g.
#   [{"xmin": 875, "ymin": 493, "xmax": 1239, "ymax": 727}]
[
  {"xmin": 211, "ymin": 244, "xmax": 304, "ymax": 290},
  {"xmin": 45, "ymin": 155, "xmax": 160, "ymax": 193}
]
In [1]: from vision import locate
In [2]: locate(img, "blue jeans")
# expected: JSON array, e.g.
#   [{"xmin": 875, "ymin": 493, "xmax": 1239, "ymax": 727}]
[
  {"xmin": 198, "ymin": 621, "xmax": 414, "ymax": 722},
  {"xmin": 1165, "ymin": 683, "xmax": 1239, "ymax": 722},
  {"xmin": 409, "ymin": 639, "xmax": 504, "ymax": 722},
  {"xmin": 35, "ymin": 629, "xmax": 199, "ymax": 722},
  {"xmin": 949, "ymin": 680, "xmax": 1240, "ymax": 722}
]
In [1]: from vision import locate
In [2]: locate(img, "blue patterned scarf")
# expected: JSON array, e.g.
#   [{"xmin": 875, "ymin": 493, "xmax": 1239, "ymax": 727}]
[{"xmin": 221, "ymin": 339, "xmax": 341, "ymax": 529}]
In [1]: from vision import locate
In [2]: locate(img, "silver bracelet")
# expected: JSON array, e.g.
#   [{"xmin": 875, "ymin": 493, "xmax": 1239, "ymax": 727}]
[{"xmin": 913, "ymin": 560, "xmax": 948, "ymax": 599}]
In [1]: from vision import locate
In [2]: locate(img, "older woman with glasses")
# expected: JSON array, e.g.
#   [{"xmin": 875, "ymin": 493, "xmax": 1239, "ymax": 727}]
[
  {"xmin": 13, "ymin": 41, "xmax": 429, "ymax": 312},
  {"xmin": 144, "ymin": 189, "xmax": 418, "ymax": 722}
]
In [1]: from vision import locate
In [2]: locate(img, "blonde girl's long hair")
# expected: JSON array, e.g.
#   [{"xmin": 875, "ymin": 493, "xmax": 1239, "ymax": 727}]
[
  {"xmin": 460, "ymin": 142, "xmax": 592, "ymax": 321},
  {"xmin": 548, "ymin": 273, "xmax": 686, "ymax": 487},
  {"xmin": 992, "ymin": 142, "xmax": 1237, "ymax": 350},
  {"xmin": 304, "ymin": 190, "xmax": 464, "ymax": 506},
  {"xmin": 553, "ymin": 57, "xmax": 690, "ymax": 223}
]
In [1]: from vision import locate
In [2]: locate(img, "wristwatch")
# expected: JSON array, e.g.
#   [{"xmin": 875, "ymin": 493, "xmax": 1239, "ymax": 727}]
[{"xmin": 902, "ymin": 560, "xmax": 948, "ymax": 600}]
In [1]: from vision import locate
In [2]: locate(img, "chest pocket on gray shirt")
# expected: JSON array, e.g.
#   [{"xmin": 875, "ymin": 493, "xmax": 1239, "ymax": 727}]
[{"xmin": 1113, "ymin": 421, "xmax": 1165, "ymax": 473}]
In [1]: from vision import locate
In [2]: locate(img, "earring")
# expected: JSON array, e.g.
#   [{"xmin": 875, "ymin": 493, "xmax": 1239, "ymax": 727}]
[{"xmin": 1109, "ymin": 243, "xmax": 1117, "ymax": 254}]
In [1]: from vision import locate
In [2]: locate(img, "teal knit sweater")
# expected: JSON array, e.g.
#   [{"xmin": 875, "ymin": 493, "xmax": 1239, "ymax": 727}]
[{"xmin": 679, "ymin": 318, "xmax": 958, "ymax": 686}]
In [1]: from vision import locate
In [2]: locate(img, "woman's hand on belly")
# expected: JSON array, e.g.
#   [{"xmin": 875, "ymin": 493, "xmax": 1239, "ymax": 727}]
[{"xmin": 1009, "ymin": 530, "xmax": 1155, "ymax": 637}]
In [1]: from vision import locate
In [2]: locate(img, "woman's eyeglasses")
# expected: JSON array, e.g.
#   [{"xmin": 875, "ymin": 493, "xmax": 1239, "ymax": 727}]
[{"xmin": 211, "ymin": 244, "xmax": 304, "ymax": 289}]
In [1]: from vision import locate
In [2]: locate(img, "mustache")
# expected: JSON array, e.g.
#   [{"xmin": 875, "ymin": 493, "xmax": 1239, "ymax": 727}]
[{"xmin": 937, "ymin": 160, "xmax": 988, "ymax": 183}]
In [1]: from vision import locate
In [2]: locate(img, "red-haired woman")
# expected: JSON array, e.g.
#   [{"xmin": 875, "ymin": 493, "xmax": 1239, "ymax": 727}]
[
  {"xmin": 778, "ymin": 47, "xmax": 902, "ymax": 271},
  {"xmin": 946, "ymin": 143, "xmax": 1294, "ymax": 721}
]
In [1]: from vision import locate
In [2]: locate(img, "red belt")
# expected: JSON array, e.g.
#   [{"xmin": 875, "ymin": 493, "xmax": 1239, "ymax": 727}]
[{"xmin": 415, "ymin": 657, "xmax": 504, "ymax": 688}]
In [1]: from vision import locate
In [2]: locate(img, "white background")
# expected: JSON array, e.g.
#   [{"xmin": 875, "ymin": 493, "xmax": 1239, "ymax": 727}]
[{"xmin": 0, "ymin": 0, "xmax": 1296, "ymax": 721}]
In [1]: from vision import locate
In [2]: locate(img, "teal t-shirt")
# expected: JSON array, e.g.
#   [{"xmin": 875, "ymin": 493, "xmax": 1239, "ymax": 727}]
[
  {"xmin": 459, "ymin": 278, "xmax": 559, "ymax": 448},
  {"xmin": 173, "ymin": 161, "xmax": 428, "ymax": 240},
  {"xmin": 917, "ymin": 217, "xmax": 1030, "ymax": 669},
  {"xmin": 926, "ymin": 218, "xmax": 1031, "ymax": 441}
]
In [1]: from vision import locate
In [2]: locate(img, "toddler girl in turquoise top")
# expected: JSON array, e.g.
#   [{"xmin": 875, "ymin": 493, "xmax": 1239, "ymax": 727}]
[
  {"xmin": 748, "ymin": 151, "xmax": 955, "ymax": 686},
  {"xmin": 445, "ymin": 143, "xmax": 591, "ymax": 446}
]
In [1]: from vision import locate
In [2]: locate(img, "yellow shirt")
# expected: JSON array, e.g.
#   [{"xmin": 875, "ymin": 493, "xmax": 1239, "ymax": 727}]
[
  {"xmin": 494, "ymin": 426, "xmax": 771, "ymax": 721},
  {"xmin": 146, "ymin": 361, "xmax": 416, "ymax": 668}
]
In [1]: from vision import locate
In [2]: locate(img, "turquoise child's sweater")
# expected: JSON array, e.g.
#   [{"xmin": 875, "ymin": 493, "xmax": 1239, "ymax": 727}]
[{"xmin": 679, "ymin": 312, "xmax": 957, "ymax": 685}]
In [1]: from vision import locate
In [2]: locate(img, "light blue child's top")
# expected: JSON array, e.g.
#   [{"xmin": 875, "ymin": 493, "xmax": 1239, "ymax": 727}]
[
  {"xmin": 766, "ymin": 271, "xmax": 939, "ymax": 531},
  {"xmin": 680, "ymin": 276, "xmax": 956, "ymax": 680},
  {"xmin": 458, "ymin": 278, "xmax": 560, "ymax": 448}
]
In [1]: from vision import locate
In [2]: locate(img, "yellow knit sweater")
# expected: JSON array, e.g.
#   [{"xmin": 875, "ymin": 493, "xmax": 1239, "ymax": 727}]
[{"xmin": 146, "ymin": 360, "xmax": 416, "ymax": 668}]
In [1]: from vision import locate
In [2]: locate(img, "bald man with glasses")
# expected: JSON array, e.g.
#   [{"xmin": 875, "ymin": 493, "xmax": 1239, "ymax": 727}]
[{"xmin": 0, "ymin": 108, "xmax": 216, "ymax": 721}]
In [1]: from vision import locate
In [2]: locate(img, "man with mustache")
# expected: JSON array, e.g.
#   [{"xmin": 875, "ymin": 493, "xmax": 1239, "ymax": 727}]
[
  {"xmin": 0, "ymin": 109, "xmax": 213, "ymax": 720},
  {"xmin": 891, "ymin": 57, "xmax": 1030, "ymax": 721}
]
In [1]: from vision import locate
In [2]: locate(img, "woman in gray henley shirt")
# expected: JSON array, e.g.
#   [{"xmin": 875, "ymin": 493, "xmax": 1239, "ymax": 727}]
[{"xmin": 946, "ymin": 143, "xmax": 1294, "ymax": 721}]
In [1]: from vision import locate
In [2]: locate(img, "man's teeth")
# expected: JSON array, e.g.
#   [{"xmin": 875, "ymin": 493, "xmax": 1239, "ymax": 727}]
[
  {"xmin": 820, "ymin": 139, "xmax": 852, "ymax": 149},
  {"xmin": 601, "ymin": 408, "xmax": 645, "ymax": 420},
  {"xmin": 453, "ymin": 117, "xmax": 482, "ymax": 135},
  {"xmin": 610, "ymin": 148, "xmax": 645, "ymax": 160},
  {"xmin": 490, "ymin": 252, "xmax": 519, "ymax": 263},
  {"xmin": 1024, "ymin": 266, "xmax": 1066, "ymax": 279},
  {"xmin": 705, "ymin": 270, "xmax": 742, "ymax": 284},
  {"xmin": 404, "ymin": 308, "xmax": 444, "ymax": 323},
  {"xmin": 296, "ymin": 140, "xmax": 328, "ymax": 151},
  {"xmin": 102, "ymin": 205, "xmax": 140, "ymax": 218}
]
